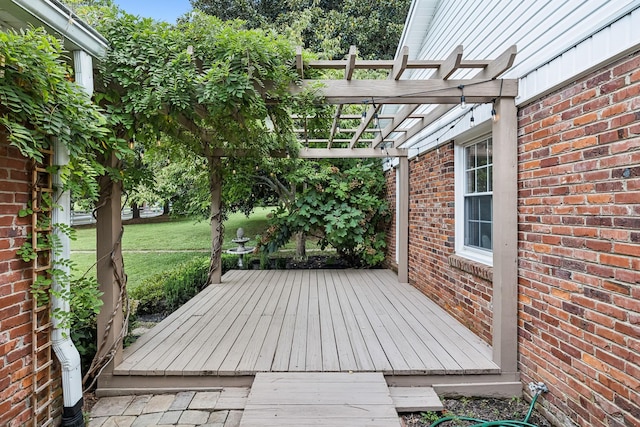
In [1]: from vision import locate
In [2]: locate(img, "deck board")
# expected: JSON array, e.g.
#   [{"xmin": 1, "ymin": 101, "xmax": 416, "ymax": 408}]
[
  {"xmin": 116, "ymin": 269, "xmax": 499, "ymax": 377},
  {"xmin": 240, "ymin": 372, "xmax": 401, "ymax": 427}
]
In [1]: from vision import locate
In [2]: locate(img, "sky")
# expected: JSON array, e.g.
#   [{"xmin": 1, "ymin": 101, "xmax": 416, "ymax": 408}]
[{"xmin": 113, "ymin": 0, "xmax": 193, "ymax": 23}]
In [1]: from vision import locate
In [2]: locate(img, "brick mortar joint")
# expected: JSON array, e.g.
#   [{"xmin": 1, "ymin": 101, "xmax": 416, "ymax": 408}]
[{"xmin": 448, "ymin": 254, "xmax": 493, "ymax": 282}]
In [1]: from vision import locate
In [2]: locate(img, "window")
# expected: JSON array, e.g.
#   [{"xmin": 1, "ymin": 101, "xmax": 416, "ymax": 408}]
[{"xmin": 455, "ymin": 135, "xmax": 493, "ymax": 265}]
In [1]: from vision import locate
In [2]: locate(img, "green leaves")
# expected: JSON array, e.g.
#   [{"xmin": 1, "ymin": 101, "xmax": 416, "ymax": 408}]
[
  {"xmin": 259, "ymin": 160, "xmax": 390, "ymax": 267},
  {"xmin": 0, "ymin": 27, "xmax": 118, "ymax": 201}
]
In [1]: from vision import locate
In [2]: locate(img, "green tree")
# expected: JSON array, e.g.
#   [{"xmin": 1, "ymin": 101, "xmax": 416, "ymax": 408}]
[
  {"xmin": 191, "ymin": 0, "xmax": 411, "ymax": 59},
  {"xmin": 259, "ymin": 160, "xmax": 390, "ymax": 266},
  {"xmin": 82, "ymin": 9, "xmax": 304, "ymax": 282}
]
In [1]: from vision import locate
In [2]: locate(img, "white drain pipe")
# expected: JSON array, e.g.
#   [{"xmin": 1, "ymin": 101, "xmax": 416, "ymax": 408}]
[{"xmin": 51, "ymin": 49, "xmax": 96, "ymax": 427}]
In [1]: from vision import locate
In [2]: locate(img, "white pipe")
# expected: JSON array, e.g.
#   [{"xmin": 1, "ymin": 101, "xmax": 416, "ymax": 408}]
[
  {"xmin": 52, "ymin": 140, "xmax": 84, "ymax": 424},
  {"xmin": 51, "ymin": 49, "xmax": 94, "ymax": 426}
]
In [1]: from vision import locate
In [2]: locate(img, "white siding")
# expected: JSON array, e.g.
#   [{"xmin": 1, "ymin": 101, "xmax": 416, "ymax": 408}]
[{"xmin": 399, "ymin": 0, "xmax": 640, "ymax": 155}]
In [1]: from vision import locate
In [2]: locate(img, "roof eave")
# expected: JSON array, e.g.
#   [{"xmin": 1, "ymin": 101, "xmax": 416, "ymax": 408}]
[{"xmin": 6, "ymin": 0, "xmax": 108, "ymax": 58}]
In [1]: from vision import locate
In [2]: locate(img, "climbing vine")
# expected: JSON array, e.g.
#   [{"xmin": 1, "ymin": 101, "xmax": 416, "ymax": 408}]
[{"xmin": 1, "ymin": 29, "xmax": 124, "ymax": 345}]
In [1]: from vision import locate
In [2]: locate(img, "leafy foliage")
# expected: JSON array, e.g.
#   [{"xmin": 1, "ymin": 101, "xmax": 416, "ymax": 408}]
[
  {"xmin": 0, "ymin": 27, "xmax": 124, "ymax": 200},
  {"xmin": 259, "ymin": 160, "xmax": 390, "ymax": 266},
  {"xmin": 191, "ymin": 0, "xmax": 411, "ymax": 59},
  {"xmin": 130, "ymin": 254, "xmax": 237, "ymax": 314}
]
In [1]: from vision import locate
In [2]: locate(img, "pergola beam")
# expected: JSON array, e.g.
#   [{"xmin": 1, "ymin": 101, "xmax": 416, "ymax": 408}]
[
  {"xmin": 390, "ymin": 45, "xmax": 518, "ymax": 148},
  {"xmin": 307, "ymin": 58, "xmax": 496, "ymax": 70},
  {"xmin": 298, "ymin": 148, "xmax": 407, "ymax": 158},
  {"xmin": 391, "ymin": 46, "xmax": 409, "ymax": 80},
  {"xmin": 372, "ymin": 45, "xmax": 463, "ymax": 147},
  {"xmin": 294, "ymin": 78, "xmax": 518, "ymax": 104}
]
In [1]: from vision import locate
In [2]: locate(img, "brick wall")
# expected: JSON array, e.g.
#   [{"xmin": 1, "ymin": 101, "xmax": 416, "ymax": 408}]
[
  {"xmin": 0, "ymin": 137, "xmax": 61, "ymax": 426},
  {"xmin": 518, "ymin": 51, "xmax": 640, "ymax": 427},
  {"xmin": 383, "ymin": 169, "xmax": 397, "ymax": 271},
  {"xmin": 404, "ymin": 142, "xmax": 493, "ymax": 343}
]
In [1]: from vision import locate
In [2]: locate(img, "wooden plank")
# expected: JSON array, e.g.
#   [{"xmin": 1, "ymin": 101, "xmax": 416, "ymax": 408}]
[
  {"xmin": 364, "ymin": 270, "xmax": 498, "ymax": 373},
  {"xmin": 345, "ymin": 45, "xmax": 357, "ymax": 80},
  {"xmin": 391, "ymin": 46, "xmax": 409, "ymax": 80},
  {"xmin": 117, "ymin": 270, "xmax": 245, "ymax": 373},
  {"xmin": 123, "ymin": 269, "xmax": 239, "ymax": 352},
  {"xmin": 317, "ymin": 270, "xmax": 340, "ymax": 371},
  {"xmin": 289, "ymin": 270, "xmax": 310, "ymax": 371},
  {"xmin": 167, "ymin": 269, "xmax": 270, "ymax": 373},
  {"xmin": 200, "ymin": 270, "xmax": 275, "ymax": 374},
  {"xmin": 352, "ymin": 271, "xmax": 437, "ymax": 374},
  {"xmin": 138, "ymin": 272, "xmax": 255, "ymax": 374},
  {"xmin": 328, "ymin": 270, "xmax": 375, "ymax": 371},
  {"xmin": 258, "ymin": 372, "xmax": 384, "ymax": 383},
  {"xmin": 252, "ymin": 270, "xmax": 296, "ymax": 372},
  {"xmin": 158, "ymin": 270, "xmax": 269, "ymax": 374},
  {"xmin": 343, "ymin": 271, "xmax": 411, "ymax": 374},
  {"xmin": 389, "ymin": 387, "xmax": 443, "ymax": 412},
  {"xmin": 360, "ymin": 271, "xmax": 448, "ymax": 374},
  {"xmin": 298, "ymin": 148, "xmax": 408, "ymax": 159},
  {"xmin": 306, "ymin": 270, "xmax": 323, "ymax": 371},
  {"xmin": 338, "ymin": 271, "xmax": 393, "ymax": 373},
  {"xmin": 271, "ymin": 270, "xmax": 303, "ymax": 371},
  {"xmin": 241, "ymin": 373, "xmax": 400, "ymax": 427},
  {"xmin": 323, "ymin": 270, "xmax": 358, "ymax": 372},
  {"xmin": 220, "ymin": 270, "xmax": 287, "ymax": 374},
  {"xmin": 293, "ymin": 79, "xmax": 518, "ymax": 104}
]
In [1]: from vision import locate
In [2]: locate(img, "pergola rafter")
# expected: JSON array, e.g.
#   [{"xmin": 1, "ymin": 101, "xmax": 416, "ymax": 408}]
[{"xmin": 291, "ymin": 44, "xmax": 517, "ymax": 158}]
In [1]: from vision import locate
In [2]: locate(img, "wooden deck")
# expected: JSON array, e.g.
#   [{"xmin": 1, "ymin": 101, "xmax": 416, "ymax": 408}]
[
  {"xmin": 100, "ymin": 269, "xmax": 518, "ymax": 395},
  {"xmin": 240, "ymin": 373, "xmax": 401, "ymax": 427}
]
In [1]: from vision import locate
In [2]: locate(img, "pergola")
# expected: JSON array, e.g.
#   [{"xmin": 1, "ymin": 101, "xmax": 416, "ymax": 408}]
[
  {"xmin": 293, "ymin": 44, "xmax": 519, "ymax": 373},
  {"xmin": 96, "ymin": 44, "xmax": 520, "ymax": 383}
]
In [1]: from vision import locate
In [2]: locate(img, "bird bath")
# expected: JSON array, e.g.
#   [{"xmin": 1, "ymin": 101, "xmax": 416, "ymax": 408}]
[{"xmin": 226, "ymin": 228, "xmax": 254, "ymax": 268}]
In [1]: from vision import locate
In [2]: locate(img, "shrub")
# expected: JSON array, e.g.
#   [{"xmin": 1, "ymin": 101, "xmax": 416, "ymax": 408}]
[
  {"xmin": 163, "ymin": 257, "xmax": 210, "ymax": 312},
  {"xmin": 69, "ymin": 276, "xmax": 103, "ymax": 374},
  {"xmin": 130, "ymin": 253, "xmax": 240, "ymax": 315},
  {"xmin": 130, "ymin": 272, "xmax": 167, "ymax": 315}
]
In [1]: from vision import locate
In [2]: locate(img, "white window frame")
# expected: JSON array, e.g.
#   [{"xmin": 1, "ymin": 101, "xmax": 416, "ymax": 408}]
[{"xmin": 455, "ymin": 132, "xmax": 494, "ymax": 266}]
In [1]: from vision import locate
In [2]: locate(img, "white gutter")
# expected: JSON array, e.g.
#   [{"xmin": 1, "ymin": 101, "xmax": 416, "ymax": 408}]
[
  {"xmin": 8, "ymin": 0, "xmax": 108, "ymax": 58},
  {"xmin": 51, "ymin": 50, "xmax": 95, "ymax": 427}
]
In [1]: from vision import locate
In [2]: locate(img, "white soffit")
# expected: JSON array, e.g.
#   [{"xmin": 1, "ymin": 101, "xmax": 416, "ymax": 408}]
[{"xmin": 1, "ymin": 0, "xmax": 108, "ymax": 58}]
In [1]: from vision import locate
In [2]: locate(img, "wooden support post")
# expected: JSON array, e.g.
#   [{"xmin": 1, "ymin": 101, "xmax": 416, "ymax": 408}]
[
  {"xmin": 397, "ymin": 157, "xmax": 409, "ymax": 283},
  {"xmin": 96, "ymin": 152, "xmax": 124, "ymax": 382},
  {"xmin": 208, "ymin": 156, "xmax": 223, "ymax": 284},
  {"xmin": 491, "ymin": 97, "xmax": 518, "ymax": 373}
]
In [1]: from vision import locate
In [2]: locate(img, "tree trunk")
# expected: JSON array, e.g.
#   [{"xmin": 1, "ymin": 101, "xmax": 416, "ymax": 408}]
[
  {"xmin": 295, "ymin": 231, "xmax": 306, "ymax": 260},
  {"xmin": 131, "ymin": 201, "xmax": 140, "ymax": 219},
  {"xmin": 207, "ymin": 155, "xmax": 224, "ymax": 284},
  {"xmin": 294, "ymin": 182, "xmax": 306, "ymax": 259},
  {"xmin": 163, "ymin": 200, "xmax": 170, "ymax": 215}
]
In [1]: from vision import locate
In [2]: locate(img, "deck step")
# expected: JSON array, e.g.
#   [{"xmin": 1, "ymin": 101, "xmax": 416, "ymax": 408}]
[
  {"xmin": 389, "ymin": 386, "xmax": 443, "ymax": 412},
  {"xmin": 240, "ymin": 372, "xmax": 401, "ymax": 427}
]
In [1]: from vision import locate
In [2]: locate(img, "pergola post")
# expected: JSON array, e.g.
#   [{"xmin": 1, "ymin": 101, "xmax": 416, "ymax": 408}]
[
  {"xmin": 96, "ymin": 152, "xmax": 124, "ymax": 383},
  {"xmin": 397, "ymin": 157, "xmax": 410, "ymax": 283},
  {"xmin": 491, "ymin": 97, "xmax": 518, "ymax": 372}
]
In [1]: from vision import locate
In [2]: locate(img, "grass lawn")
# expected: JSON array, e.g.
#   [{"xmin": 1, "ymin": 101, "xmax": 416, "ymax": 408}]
[
  {"xmin": 70, "ymin": 207, "xmax": 325, "ymax": 291},
  {"xmin": 71, "ymin": 251, "xmax": 205, "ymax": 290},
  {"xmin": 72, "ymin": 206, "xmax": 273, "ymax": 251}
]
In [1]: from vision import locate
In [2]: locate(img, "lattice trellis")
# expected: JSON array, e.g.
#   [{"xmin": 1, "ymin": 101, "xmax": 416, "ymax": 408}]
[{"xmin": 30, "ymin": 149, "xmax": 56, "ymax": 427}]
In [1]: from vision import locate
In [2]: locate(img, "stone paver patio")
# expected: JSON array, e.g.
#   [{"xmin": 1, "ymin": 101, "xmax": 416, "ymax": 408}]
[{"xmin": 88, "ymin": 389, "xmax": 246, "ymax": 427}]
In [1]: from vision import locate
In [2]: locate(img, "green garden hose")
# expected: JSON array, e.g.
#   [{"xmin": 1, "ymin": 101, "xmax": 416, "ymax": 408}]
[{"xmin": 429, "ymin": 382, "xmax": 548, "ymax": 427}]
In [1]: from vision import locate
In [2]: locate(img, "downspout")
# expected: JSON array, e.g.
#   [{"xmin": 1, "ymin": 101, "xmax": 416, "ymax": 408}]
[{"xmin": 51, "ymin": 49, "xmax": 95, "ymax": 427}]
